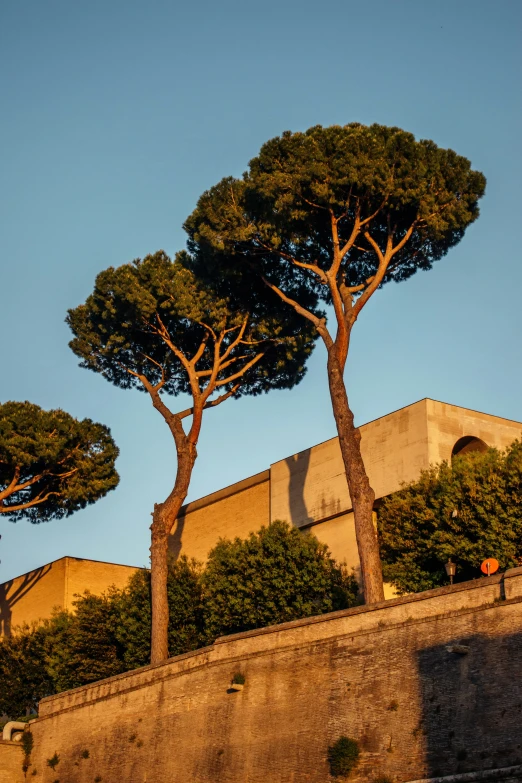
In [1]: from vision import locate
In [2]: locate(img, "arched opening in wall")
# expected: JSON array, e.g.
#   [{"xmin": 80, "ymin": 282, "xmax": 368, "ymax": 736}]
[{"xmin": 451, "ymin": 436, "xmax": 489, "ymax": 460}]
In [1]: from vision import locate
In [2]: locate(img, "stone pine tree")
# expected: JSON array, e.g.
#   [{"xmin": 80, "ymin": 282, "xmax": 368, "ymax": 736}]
[
  {"xmin": 0, "ymin": 401, "xmax": 119, "ymax": 520},
  {"xmin": 184, "ymin": 123, "xmax": 486, "ymax": 604},
  {"xmin": 67, "ymin": 251, "xmax": 314, "ymax": 663}
]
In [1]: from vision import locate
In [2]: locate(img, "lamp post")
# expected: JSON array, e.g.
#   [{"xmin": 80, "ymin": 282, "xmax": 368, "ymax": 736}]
[{"xmin": 445, "ymin": 559, "xmax": 456, "ymax": 585}]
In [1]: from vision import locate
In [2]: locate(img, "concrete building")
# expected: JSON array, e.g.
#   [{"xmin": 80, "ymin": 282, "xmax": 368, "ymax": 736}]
[
  {"xmin": 169, "ymin": 398, "xmax": 522, "ymax": 578},
  {"xmin": 0, "ymin": 557, "xmax": 139, "ymax": 636},
  {"xmin": 2, "ymin": 398, "xmax": 520, "ymax": 635}
]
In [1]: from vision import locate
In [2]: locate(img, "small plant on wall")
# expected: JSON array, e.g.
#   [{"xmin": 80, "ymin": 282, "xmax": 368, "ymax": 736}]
[
  {"xmin": 47, "ymin": 753, "xmax": 60, "ymax": 770},
  {"xmin": 230, "ymin": 672, "xmax": 245, "ymax": 691},
  {"xmin": 327, "ymin": 736, "xmax": 359, "ymax": 778}
]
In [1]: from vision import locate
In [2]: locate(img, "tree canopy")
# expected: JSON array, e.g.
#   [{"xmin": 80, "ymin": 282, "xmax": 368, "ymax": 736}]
[
  {"xmin": 185, "ymin": 123, "xmax": 486, "ymax": 315},
  {"xmin": 183, "ymin": 123, "xmax": 486, "ymax": 606},
  {"xmin": 67, "ymin": 250, "xmax": 313, "ymax": 401},
  {"xmin": 378, "ymin": 441, "xmax": 522, "ymax": 594},
  {"xmin": 0, "ymin": 401, "xmax": 119, "ymax": 521}
]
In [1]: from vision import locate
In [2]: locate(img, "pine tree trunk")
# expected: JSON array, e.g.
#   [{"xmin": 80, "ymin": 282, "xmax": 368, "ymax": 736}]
[
  {"xmin": 326, "ymin": 350, "xmax": 385, "ymax": 604},
  {"xmin": 149, "ymin": 446, "xmax": 197, "ymax": 664}
]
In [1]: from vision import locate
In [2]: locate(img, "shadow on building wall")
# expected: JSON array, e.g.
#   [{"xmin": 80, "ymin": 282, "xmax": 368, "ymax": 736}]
[
  {"xmin": 0, "ymin": 563, "xmax": 52, "ymax": 636},
  {"xmin": 417, "ymin": 631, "xmax": 522, "ymax": 778},
  {"xmin": 285, "ymin": 450, "xmax": 314, "ymax": 528},
  {"xmin": 169, "ymin": 513, "xmax": 185, "ymax": 560}
]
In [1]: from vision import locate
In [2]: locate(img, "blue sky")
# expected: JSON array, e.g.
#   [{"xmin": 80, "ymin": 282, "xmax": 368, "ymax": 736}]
[{"xmin": 1, "ymin": 0, "xmax": 521, "ymax": 581}]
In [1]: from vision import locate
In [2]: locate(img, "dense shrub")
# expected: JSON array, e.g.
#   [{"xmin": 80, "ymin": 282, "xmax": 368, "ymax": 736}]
[
  {"xmin": 0, "ymin": 624, "xmax": 54, "ymax": 716},
  {"xmin": 116, "ymin": 556, "xmax": 205, "ymax": 669},
  {"xmin": 327, "ymin": 735, "xmax": 360, "ymax": 777},
  {"xmin": 378, "ymin": 441, "xmax": 522, "ymax": 594},
  {"xmin": 203, "ymin": 520, "xmax": 358, "ymax": 640}
]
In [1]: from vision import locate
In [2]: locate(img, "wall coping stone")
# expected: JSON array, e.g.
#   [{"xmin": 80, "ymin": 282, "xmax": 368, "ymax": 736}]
[
  {"xmin": 214, "ymin": 566, "xmax": 522, "ymax": 644},
  {"xmin": 406, "ymin": 763, "xmax": 522, "ymax": 782}
]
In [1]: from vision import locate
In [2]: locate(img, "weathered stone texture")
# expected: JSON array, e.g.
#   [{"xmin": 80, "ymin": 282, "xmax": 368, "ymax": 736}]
[
  {"xmin": 24, "ymin": 569, "xmax": 522, "ymax": 783},
  {"xmin": 0, "ymin": 742, "xmax": 24, "ymax": 783},
  {"xmin": 0, "ymin": 557, "xmax": 139, "ymax": 637}
]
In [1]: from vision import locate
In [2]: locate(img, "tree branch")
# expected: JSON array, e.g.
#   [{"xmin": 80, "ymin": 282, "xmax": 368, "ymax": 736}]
[
  {"xmin": 0, "ymin": 491, "xmax": 60, "ymax": 514},
  {"xmin": 214, "ymin": 351, "xmax": 266, "ymax": 386},
  {"xmin": 0, "ymin": 466, "xmax": 21, "ymax": 501},
  {"xmin": 177, "ymin": 383, "xmax": 242, "ymax": 419}
]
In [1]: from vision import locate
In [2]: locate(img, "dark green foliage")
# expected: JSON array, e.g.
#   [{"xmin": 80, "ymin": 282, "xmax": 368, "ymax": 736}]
[
  {"xmin": 45, "ymin": 594, "xmax": 126, "ymax": 691},
  {"xmin": 202, "ymin": 520, "xmax": 359, "ymax": 640},
  {"xmin": 327, "ymin": 735, "xmax": 360, "ymax": 777},
  {"xmin": 47, "ymin": 752, "xmax": 60, "ymax": 769},
  {"xmin": 0, "ymin": 401, "xmax": 119, "ymax": 522},
  {"xmin": 0, "ymin": 624, "xmax": 54, "ymax": 716},
  {"xmin": 185, "ymin": 123, "xmax": 485, "ymax": 310},
  {"xmin": 231, "ymin": 672, "xmax": 245, "ymax": 685},
  {"xmin": 67, "ymin": 251, "xmax": 314, "ymax": 400},
  {"xmin": 21, "ymin": 730, "xmax": 34, "ymax": 756},
  {"xmin": 116, "ymin": 557, "xmax": 205, "ymax": 669},
  {"xmin": 0, "ymin": 526, "xmax": 355, "ymax": 716},
  {"xmin": 378, "ymin": 441, "xmax": 522, "ymax": 594}
]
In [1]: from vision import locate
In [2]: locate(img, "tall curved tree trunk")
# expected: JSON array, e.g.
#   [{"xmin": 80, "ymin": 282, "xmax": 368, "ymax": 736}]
[
  {"xmin": 327, "ymin": 350, "xmax": 385, "ymax": 604},
  {"xmin": 150, "ymin": 444, "xmax": 197, "ymax": 664}
]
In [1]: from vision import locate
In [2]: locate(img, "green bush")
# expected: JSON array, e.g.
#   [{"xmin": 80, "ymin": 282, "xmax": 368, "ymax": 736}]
[
  {"xmin": 378, "ymin": 441, "xmax": 522, "ymax": 594},
  {"xmin": 203, "ymin": 520, "xmax": 358, "ymax": 640},
  {"xmin": 116, "ymin": 556, "xmax": 205, "ymax": 669},
  {"xmin": 327, "ymin": 735, "xmax": 360, "ymax": 777},
  {"xmin": 0, "ymin": 625, "xmax": 54, "ymax": 716}
]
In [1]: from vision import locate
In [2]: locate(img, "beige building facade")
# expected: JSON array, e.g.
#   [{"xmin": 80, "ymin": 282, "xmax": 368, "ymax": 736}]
[
  {"xmin": 0, "ymin": 557, "xmax": 139, "ymax": 636},
  {"xmin": 169, "ymin": 399, "xmax": 522, "ymax": 580}
]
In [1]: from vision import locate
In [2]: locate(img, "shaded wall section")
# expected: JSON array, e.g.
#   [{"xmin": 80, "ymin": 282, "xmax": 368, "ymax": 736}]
[{"xmin": 25, "ymin": 568, "xmax": 522, "ymax": 783}]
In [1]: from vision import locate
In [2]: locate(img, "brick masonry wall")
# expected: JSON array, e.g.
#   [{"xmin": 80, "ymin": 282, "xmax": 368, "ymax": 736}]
[
  {"xmin": 0, "ymin": 742, "xmax": 24, "ymax": 783},
  {"xmin": 21, "ymin": 568, "xmax": 522, "ymax": 783}
]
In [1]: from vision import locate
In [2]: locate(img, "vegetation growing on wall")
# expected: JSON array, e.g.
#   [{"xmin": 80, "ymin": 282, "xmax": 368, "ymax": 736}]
[
  {"xmin": 378, "ymin": 441, "xmax": 522, "ymax": 594},
  {"xmin": 327, "ymin": 735, "xmax": 360, "ymax": 777},
  {"xmin": 0, "ymin": 524, "xmax": 355, "ymax": 717}
]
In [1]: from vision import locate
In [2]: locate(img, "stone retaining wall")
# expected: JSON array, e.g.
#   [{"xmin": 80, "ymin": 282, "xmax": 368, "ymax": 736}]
[{"xmin": 21, "ymin": 567, "xmax": 522, "ymax": 782}]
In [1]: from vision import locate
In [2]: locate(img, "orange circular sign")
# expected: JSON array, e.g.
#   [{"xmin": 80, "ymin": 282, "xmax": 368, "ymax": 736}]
[{"xmin": 481, "ymin": 558, "xmax": 499, "ymax": 575}]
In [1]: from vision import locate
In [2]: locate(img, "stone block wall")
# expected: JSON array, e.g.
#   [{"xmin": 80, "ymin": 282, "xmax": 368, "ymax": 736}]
[
  {"xmin": 0, "ymin": 742, "xmax": 24, "ymax": 783},
  {"xmin": 17, "ymin": 568, "xmax": 522, "ymax": 783}
]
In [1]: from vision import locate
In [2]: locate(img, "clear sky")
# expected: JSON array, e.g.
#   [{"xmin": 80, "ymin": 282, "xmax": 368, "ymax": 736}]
[{"xmin": 1, "ymin": 0, "xmax": 521, "ymax": 582}]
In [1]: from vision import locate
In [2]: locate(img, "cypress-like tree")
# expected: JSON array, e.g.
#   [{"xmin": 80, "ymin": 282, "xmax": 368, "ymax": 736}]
[
  {"xmin": 67, "ymin": 251, "xmax": 314, "ymax": 662},
  {"xmin": 184, "ymin": 123, "xmax": 486, "ymax": 603}
]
